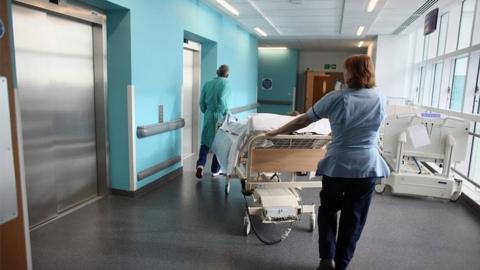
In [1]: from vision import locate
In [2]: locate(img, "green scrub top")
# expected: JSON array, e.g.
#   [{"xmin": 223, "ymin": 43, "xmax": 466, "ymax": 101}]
[{"xmin": 200, "ymin": 77, "xmax": 230, "ymax": 148}]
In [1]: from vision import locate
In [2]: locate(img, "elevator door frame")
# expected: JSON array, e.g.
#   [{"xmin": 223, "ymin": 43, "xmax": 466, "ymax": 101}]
[
  {"xmin": 13, "ymin": 0, "xmax": 109, "ymax": 199},
  {"xmin": 182, "ymin": 41, "xmax": 201, "ymax": 160}
]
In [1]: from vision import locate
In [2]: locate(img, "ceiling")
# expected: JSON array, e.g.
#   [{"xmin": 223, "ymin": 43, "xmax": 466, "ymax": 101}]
[{"xmin": 201, "ymin": 0, "xmax": 437, "ymax": 50}]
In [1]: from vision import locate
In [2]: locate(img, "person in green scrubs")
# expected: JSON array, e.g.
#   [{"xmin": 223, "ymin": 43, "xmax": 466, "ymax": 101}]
[{"xmin": 195, "ymin": 65, "xmax": 230, "ymax": 179}]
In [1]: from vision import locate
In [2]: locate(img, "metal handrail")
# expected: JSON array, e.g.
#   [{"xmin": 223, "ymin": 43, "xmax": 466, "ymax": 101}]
[
  {"xmin": 451, "ymin": 167, "xmax": 480, "ymax": 189},
  {"xmin": 230, "ymin": 103, "xmax": 258, "ymax": 114},
  {"xmin": 258, "ymin": 99, "xmax": 292, "ymax": 106},
  {"xmin": 137, "ymin": 118, "xmax": 185, "ymax": 138},
  {"xmin": 137, "ymin": 155, "xmax": 181, "ymax": 181}
]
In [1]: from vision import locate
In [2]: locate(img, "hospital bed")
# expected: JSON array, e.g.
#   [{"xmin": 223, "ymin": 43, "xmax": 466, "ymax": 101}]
[
  {"xmin": 378, "ymin": 105, "xmax": 470, "ymax": 200},
  {"xmin": 211, "ymin": 113, "xmax": 331, "ymax": 240}
]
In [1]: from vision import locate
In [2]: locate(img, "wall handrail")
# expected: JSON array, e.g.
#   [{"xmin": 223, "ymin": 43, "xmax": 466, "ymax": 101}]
[
  {"xmin": 137, "ymin": 155, "xmax": 182, "ymax": 181},
  {"xmin": 258, "ymin": 99, "xmax": 292, "ymax": 106},
  {"xmin": 137, "ymin": 118, "xmax": 185, "ymax": 138},
  {"xmin": 230, "ymin": 103, "xmax": 258, "ymax": 114}
]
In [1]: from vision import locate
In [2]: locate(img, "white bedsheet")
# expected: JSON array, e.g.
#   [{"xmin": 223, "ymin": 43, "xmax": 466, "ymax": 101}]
[
  {"xmin": 248, "ymin": 113, "xmax": 331, "ymax": 135},
  {"xmin": 211, "ymin": 113, "xmax": 332, "ymax": 175}
]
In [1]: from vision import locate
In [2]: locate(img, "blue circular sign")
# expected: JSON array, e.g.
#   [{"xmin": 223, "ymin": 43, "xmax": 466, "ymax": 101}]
[
  {"xmin": 261, "ymin": 78, "xmax": 273, "ymax": 90},
  {"xmin": 0, "ymin": 18, "xmax": 5, "ymax": 39}
]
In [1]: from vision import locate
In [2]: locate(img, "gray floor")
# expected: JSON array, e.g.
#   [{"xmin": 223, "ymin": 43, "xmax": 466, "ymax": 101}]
[{"xmin": 31, "ymin": 157, "xmax": 480, "ymax": 270}]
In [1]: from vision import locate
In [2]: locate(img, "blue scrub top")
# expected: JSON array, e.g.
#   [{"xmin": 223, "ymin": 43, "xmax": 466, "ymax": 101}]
[{"xmin": 307, "ymin": 88, "xmax": 390, "ymax": 179}]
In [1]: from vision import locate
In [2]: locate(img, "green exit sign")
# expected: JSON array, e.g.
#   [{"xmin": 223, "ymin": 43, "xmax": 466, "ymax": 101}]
[{"xmin": 324, "ymin": 64, "xmax": 337, "ymax": 70}]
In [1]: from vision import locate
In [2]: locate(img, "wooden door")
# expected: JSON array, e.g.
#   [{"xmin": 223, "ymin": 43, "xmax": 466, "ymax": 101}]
[{"xmin": 305, "ymin": 71, "xmax": 330, "ymax": 110}]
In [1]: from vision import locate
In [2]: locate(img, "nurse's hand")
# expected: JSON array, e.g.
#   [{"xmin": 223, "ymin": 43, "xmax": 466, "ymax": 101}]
[{"xmin": 266, "ymin": 130, "xmax": 279, "ymax": 137}]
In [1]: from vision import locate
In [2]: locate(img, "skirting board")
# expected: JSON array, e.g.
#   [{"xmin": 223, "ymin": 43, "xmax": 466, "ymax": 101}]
[
  {"xmin": 111, "ymin": 167, "xmax": 183, "ymax": 198},
  {"xmin": 459, "ymin": 193, "xmax": 480, "ymax": 216}
]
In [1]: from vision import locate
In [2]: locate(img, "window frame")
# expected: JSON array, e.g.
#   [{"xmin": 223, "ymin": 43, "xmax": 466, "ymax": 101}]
[{"xmin": 437, "ymin": 12, "xmax": 450, "ymax": 56}]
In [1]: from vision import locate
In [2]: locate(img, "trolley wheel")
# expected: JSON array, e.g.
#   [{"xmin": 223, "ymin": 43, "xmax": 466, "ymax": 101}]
[
  {"xmin": 375, "ymin": 183, "xmax": 386, "ymax": 194},
  {"xmin": 450, "ymin": 192, "xmax": 461, "ymax": 202},
  {"xmin": 225, "ymin": 182, "xmax": 230, "ymax": 195},
  {"xmin": 309, "ymin": 213, "xmax": 316, "ymax": 232},
  {"xmin": 243, "ymin": 210, "xmax": 251, "ymax": 236}
]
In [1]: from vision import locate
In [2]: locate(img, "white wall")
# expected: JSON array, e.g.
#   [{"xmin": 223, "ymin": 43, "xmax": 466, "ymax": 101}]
[
  {"xmin": 375, "ymin": 35, "xmax": 414, "ymax": 99},
  {"xmin": 298, "ymin": 51, "xmax": 360, "ymax": 73}
]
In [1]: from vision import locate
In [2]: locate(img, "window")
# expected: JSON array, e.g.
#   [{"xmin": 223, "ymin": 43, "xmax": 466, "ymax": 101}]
[
  {"xmin": 449, "ymin": 56, "xmax": 468, "ymax": 111},
  {"xmin": 468, "ymin": 60, "xmax": 480, "ymax": 186},
  {"xmin": 414, "ymin": 29, "xmax": 425, "ymax": 63},
  {"xmin": 457, "ymin": 0, "xmax": 476, "ymax": 50},
  {"xmin": 423, "ymin": 35, "xmax": 430, "ymax": 61},
  {"xmin": 437, "ymin": 13, "xmax": 449, "ymax": 56},
  {"xmin": 416, "ymin": 67, "xmax": 426, "ymax": 104},
  {"xmin": 430, "ymin": 63, "xmax": 444, "ymax": 107}
]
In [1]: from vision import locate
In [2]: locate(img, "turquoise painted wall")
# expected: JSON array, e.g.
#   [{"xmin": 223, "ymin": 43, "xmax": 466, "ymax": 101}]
[
  {"xmin": 82, "ymin": 0, "xmax": 258, "ymax": 190},
  {"xmin": 258, "ymin": 48, "xmax": 299, "ymax": 115}
]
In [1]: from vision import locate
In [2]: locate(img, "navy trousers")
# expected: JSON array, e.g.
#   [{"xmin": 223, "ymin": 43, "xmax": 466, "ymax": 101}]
[
  {"xmin": 196, "ymin": 145, "xmax": 221, "ymax": 173},
  {"xmin": 318, "ymin": 176, "xmax": 377, "ymax": 270}
]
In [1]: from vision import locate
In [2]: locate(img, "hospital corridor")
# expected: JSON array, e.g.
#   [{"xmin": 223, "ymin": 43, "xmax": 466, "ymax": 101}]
[{"xmin": 0, "ymin": 0, "xmax": 480, "ymax": 270}]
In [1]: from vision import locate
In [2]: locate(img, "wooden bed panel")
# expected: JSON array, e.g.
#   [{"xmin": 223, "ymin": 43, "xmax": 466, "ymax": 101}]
[{"xmin": 251, "ymin": 149, "xmax": 326, "ymax": 172}]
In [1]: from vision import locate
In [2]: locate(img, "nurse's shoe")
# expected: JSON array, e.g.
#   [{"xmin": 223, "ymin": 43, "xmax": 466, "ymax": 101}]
[
  {"xmin": 195, "ymin": 166, "xmax": 204, "ymax": 179},
  {"xmin": 317, "ymin": 259, "xmax": 335, "ymax": 270}
]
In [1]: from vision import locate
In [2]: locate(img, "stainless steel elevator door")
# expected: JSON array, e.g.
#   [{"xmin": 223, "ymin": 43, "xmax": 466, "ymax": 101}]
[
  {"xmin": 182, "ymin": 49, "xmax": 195, "ymax": 158},
  {"xmin": 13, "ymin": 4, "xmax": 98, "ymax": 226},
  {"xmin": 182, "ymin": 47, "xmax": 200, "ymax": 159}
]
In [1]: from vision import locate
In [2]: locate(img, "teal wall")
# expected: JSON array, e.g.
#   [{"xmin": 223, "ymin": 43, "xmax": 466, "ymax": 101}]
[
  {"xmin": 82, "ymin": 0, "xmax": 258, "ymax": 190},
  {"xmin": 258, "ymin": 48, "xmax": 299, "ymax": 115}
]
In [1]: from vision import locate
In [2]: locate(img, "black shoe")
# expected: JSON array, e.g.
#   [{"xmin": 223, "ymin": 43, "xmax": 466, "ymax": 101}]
[
  {"xmin": 195, "ymin": 167, "xmax": 203, "ymax": 179},
  {"xmin": 317, "ymin": 259, "xmax": 335, "ymax": 270}
]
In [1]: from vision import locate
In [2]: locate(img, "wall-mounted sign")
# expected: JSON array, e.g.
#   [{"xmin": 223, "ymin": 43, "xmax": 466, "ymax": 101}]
[
  {"xmin": 261, "ymin": 78, "xmax": 273, "ymax": 90},
  {"xmin": 0, "ymin": 18, "xmax": 5, "ymax": 39},
  {"xmin": 324, "ymin": 64, "xmax": 337, "ymax": 70}
]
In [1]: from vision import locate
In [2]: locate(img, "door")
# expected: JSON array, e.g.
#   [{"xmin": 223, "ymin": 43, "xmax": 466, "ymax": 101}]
[
  {"xmin": 305, "ymin": 71, "xmax": 331, "ymax": 110},
  {"xmin": 182, "ymin": 41, "xmax": 201, "ymax": 159},
  {"xmin": 13, "ymin": 4, "xmax": 98, "ymax": 226}
]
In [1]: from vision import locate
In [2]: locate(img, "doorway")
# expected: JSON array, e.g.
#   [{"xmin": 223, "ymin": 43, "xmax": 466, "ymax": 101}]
[
  {"xmin": 182, "ymin": 41, "xmax": 201, "ymax": 159},
  {"xmin": 12, "ymin": 1, "xmax": 108, "ymax": 227}
]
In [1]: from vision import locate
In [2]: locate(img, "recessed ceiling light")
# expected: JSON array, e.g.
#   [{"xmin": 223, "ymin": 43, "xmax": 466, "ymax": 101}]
[
  {"xmin": 358, "ymin": 41, "xmax": 364, "ymax": 47},
  {"xmin": 247, "ymin": 0, "xmax": 282, "ymax": 35},
  {"xmin": 216, "ymin": 0, "xmax": 240, "ymax": 16},
  {"xmin": 356, "ymin": 26, "xmax": 365, "ymax": 36},
  {"xmin": 255, "ymin": 27, "xmax": 268, "ymax": 37},
  {"xmin": 258, "ymin": 47, "xmax": 288, "ymax": 50},
  {"xmin": 367, "ymin": 0, "xmax": 379, "ymax": 12}
]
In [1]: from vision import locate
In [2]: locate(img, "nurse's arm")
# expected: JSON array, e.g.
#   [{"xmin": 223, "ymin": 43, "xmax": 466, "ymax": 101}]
[
  {"xmin": 199, "ymin": 86, "xmax": 207, "ymax": 113},
  {"xmin": 266, "ymin": 114, "xmax": 312, "ymax": 136}
]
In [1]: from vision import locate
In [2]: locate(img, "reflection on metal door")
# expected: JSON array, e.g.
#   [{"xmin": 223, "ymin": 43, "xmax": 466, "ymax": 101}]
[
  {"xmin": 182, "ymin": 41, "xmax": 201, "ymax": 159},
  {"xmin": 13, "ymin": 4, "xmax": 98, "ymax": 226}
]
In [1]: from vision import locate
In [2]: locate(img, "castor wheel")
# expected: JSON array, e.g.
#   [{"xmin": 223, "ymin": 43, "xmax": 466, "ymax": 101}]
[
  {"xmin": 375, "ymin": 183, "xmax": 386, "ymax": 194},
  {"xmin": 309, "ymin": 213, "xmax": 316, "ymax": 232},
  {"xmin": 225, "ymin": 182, "xmax": 230, "ymax": 195},
  {"xmin": 243, "ymin": 210, "xmax": 251, "ymax": 236},
  {"xmin": 450, "ymin": 192, "xmax": 461, "ymax": 202}
]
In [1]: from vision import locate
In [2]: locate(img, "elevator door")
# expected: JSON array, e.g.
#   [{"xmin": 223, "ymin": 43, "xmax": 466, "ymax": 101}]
[
  {"xmin": 13, "ymin": 4, "xmax": 98, "ymax": 227},
  {"xmin": 182, "ymin": 45, "xmax": 200, "ymax": 159}
]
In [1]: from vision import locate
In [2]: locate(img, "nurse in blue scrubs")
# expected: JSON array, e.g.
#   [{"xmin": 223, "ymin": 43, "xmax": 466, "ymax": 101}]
[{"xmin": 267, "ymin": 55, "xmax": 390, "ymax": 270}]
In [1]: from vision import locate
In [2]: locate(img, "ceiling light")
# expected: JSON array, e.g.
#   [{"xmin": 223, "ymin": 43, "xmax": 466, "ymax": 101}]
[
  {"xmin": 356, "ymin": 26, "xmax": 365, "ymax": 36},
  {"xmin": 358, "ymin": 41, "xmax": 364, "ymax": 47},
  {"xmin": 367, "ymin": 0, "xmax": 379, "ymax": 12},
  {"xmin": 258, "ymin": 47, "xmax": 288, "ymax": 50},
  {"xmin": 247, "ymin": 0, "xmax": 282, "ymax": 35},
  {"xmin": 216, "ymin": 0, "xmax": 239, "ymax": 16},
  {"xmin": 255, "ymin": 27, "xmax": 268, "ymax": 37}
]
